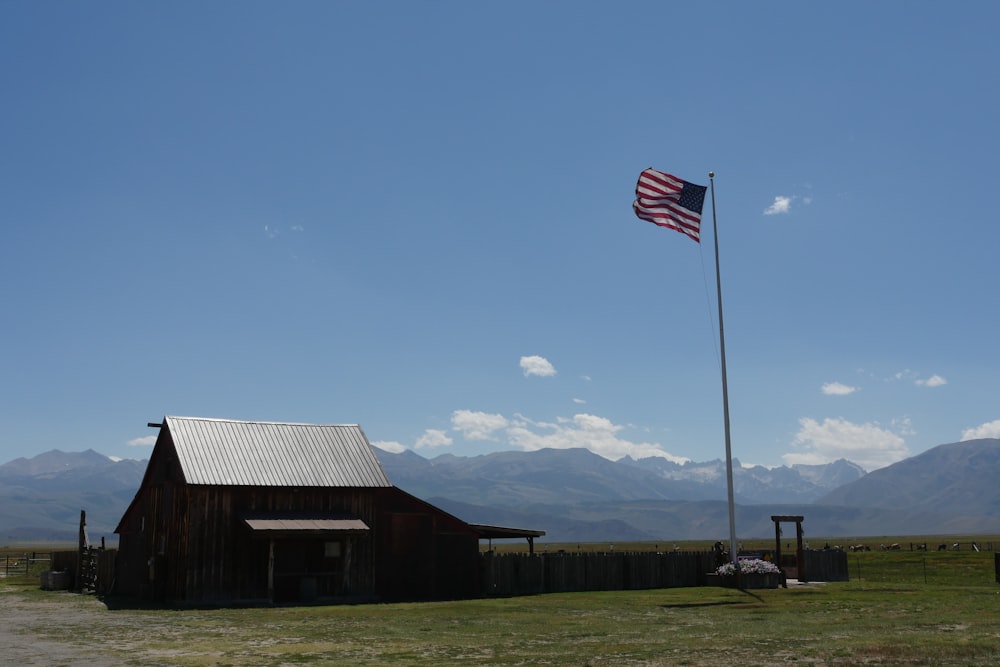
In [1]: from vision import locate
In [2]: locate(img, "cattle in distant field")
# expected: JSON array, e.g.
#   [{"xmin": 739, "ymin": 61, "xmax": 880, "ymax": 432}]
[
  {"xmin": 938, "ymin": 543, "xmax": 947, "ymax": 551},
  {"xmin": 850, "ymin": 544, "xmax": 869, "ymax": 552}
]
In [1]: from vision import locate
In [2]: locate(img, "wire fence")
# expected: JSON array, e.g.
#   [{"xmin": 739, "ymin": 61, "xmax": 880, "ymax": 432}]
[
  {"xmin": 850, "ymin": 549, "xmax": 996, "ymax": 586},
  {"xmin": 0, "ymin": 552, "xmax": 51, "ymax": 579}
]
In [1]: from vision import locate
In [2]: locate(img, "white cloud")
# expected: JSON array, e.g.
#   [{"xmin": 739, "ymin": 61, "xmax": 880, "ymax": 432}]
[
  {"xmin": 415, "ymin": 429, "xmax": 453, "ymax": 449},
  {"xmin": 520, "ymin": 355, "xmax": 557, "ymax": 377},
  {"xmin": 763, "ymin": 196, "xmax": 792, "ymax": 215},
  {"xmin": 891, "ymin": 416, "xmax": 916, "ymax": 437},
  {"xmin": 127, "ymin": 435, "xmax": 157, "ymax": 447},
  {"xmin": 783, "ymin": 416, "xmax": 909, "ymax": 471},
  {"xmin": 822, "ymin": 382, "xmax": 859, "ymax": 396},
  {"xmin": 451, "ymin": 410, "xmax": 509, "ymax": 441},
  {"xmin": 372, "ymin": 440, "xmax": 407, "ymax": 453},
  {"xmin": 573, "ymin": 398, "xmax": 586, "ymax": 404},
  {"xmin": 960, "ymin": 420, "xmax": 1000, "ymax": 441},
  {"xmin": 916, "ymin": 374, "xmax": 947, "ymax": 388},
  {"xmin": 503, "ymin": 412, "xmax": 689, "ymax": 463}
]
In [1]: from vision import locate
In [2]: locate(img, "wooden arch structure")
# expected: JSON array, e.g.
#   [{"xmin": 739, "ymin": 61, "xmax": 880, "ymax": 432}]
[{"xmin": 771, "ymin": 514, "xmax": 806, "ymax": 583}]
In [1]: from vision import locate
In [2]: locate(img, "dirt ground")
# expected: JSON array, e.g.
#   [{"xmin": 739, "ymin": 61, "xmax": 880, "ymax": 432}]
[{"xmin": 0, "ymin": 583, "xmax": 130, "ymax": 666}]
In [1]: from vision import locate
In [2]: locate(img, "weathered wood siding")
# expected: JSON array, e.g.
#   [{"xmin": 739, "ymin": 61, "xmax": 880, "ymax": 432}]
[
  {"xmin": 164, "ymin": 485, "xmax": 382, "ymax": 604},
  {"xmin": 374, "ymin": 487, "xmax": 480, "ymax": 601},
  {"xmin": 116, "ymin": 481, "xmax": 480, "ymax": 603}
]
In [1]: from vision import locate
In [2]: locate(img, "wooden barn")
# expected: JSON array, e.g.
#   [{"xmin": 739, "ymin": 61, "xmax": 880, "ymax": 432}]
[{"xmin": 114, "ymin": 416, "xmax": 535, "ymax": 605}]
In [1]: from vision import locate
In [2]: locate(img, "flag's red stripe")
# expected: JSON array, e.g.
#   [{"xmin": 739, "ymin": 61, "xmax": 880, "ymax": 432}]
[
  {"xmin": 637, "ymin": 182, "xmax": 681, "ymax": 199},
  {"xmin": 641, "ymin": 218, "xmax": 699, "ymax": 241},
  {"xmin": 635, "ymin": 199, "xmax": 701, "ymax": 225},
  {"xmin": 638, "ymin": 213, "xmax": 699, "ymax": 236},
  {"xmin": 633, "ymin": 206, "xmax": 700, "ymax": 238},
  {"xmin": 639, "ymin": 169, "xmax": 683, "ymax": 192}
]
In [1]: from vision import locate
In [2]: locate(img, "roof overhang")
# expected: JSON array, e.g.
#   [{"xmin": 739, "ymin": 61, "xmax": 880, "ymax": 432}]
[
  {"xmin": 468, "ymin": 523, "xmax": 546, "ymax": 540},
  {"xmin": 241, "ymin": 513, "xmax": 370, "ymax": 538}
]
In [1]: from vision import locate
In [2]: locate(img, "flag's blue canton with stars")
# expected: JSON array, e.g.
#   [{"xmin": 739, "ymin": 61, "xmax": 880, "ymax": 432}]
[{"xmin": 632, "ymin": 167, "xmax": 707, "ymax": 242}]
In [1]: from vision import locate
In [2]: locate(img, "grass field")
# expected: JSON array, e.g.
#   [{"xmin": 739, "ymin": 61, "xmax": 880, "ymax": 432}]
[{"xmin": 2, "ymin": 540, "xmax": 998, "ymax": 666}]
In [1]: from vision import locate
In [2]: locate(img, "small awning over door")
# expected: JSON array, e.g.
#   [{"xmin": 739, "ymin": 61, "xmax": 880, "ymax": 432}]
[{"xmin": 241, "ymin": 512, "xmax": 370, "ymax": 538}]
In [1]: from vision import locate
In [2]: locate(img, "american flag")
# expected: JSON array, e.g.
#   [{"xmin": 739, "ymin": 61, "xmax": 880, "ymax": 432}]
[{"xmin": 632, "ymin": 167, "xmax": 707, "ymax": 243}]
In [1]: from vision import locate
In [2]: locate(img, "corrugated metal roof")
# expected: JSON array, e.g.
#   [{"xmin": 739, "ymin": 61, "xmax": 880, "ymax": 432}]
[
  {"xmin": 242, "ymin": 515, "xmax": 370, "ymax": 534},
  {"xmin": 164, "ymin": 416, "xmax": 392, "ymax": 488}
]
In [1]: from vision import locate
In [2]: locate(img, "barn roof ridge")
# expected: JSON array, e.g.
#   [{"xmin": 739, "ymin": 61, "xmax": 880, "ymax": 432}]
[{"xmin": 164, "ymin": 415, "xmax": 363, "ymax": 428}]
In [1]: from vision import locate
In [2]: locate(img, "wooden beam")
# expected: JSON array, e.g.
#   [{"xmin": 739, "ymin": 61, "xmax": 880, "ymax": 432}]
[{"xmin": 267, "ymin": 539, "xmax": 275, "ymax": 604}]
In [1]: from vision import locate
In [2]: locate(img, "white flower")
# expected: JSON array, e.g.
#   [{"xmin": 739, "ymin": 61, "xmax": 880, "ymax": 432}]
[{"xmin": 716, "ymin": 558, "xmax": 780, "ymax": 576}]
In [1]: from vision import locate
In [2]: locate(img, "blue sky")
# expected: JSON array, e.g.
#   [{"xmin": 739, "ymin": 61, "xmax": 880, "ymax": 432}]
[{"xmin": 2, "ymin": 2, "xmax": 998, "ymax": 472}]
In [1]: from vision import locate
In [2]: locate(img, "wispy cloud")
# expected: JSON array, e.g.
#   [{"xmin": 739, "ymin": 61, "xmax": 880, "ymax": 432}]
[
  {"xmin": 822, "ymin": 382, "xmax": 859, "ymax": 396},
  {"xmin": 403, "ymin": 409, "xmax": 688, "ymax": 462},
  {"xmin": 264, "ymin": 224, "xmax": 305, "ymax": 239},
  {"xmin": 504, "ymin": 412, "xmax": 689, "ymax": 463},
  {"xmin": 876, "ymin": 369, "xmax": 946, "ymax": 387},
  {"xmin": 783, "ymin": 416, "xmax": 909, "ymax": 471},
  {"xmin": 372, "ymin": 440, "xmax": 407, "ymax": 453},
  {"xmin": 520, "ymin": 355, "xmax": 557, "ymax": 377},
  {"xmin": 572, "ymin": 398, "xmax": 586, "ymax": 404},
  {"xmin": 415, "ymin": 429, "xmax": 453, "ymax": 449},
  {"xmin": 451, "ymin": 410, "xmax": 508, "ymax": 441},
  {"xmin": 960, "ymin": 419, "xmax": 1000, "ymax": 441},
  {"xmin": 763, "ymin": 193, "xmax": 813, "ymax": 216},
  {"xmin": 127, "ymin": 435, "xmax": 157, "ymax": 447},
  {"xmin": 764, "ymin": 196, "xmax": 792, "ymax": 215},
  {"xmin": 915, "ymin": 374, "xmax": 947, "ymax": 388}
]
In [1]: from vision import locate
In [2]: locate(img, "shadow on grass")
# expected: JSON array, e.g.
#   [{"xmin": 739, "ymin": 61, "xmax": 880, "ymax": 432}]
[
  {"xmin": 661, "ymin": 588, "xmax": 767, "ymax": 609},
  {"xmin": 660, "ymin": 600, "xmax": 749, "ymax": 610}
]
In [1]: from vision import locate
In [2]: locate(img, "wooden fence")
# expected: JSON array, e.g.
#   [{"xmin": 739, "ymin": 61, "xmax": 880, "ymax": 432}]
[
  {"xmin": 803, "ymin": 549, "xmax": 849, "ymax": 582},
  {"xmin": 47, "ymin": 548, "xmax": 117, "ymax": 595},
  {"xmin": 481, "ymin": 548, "xmax": 851, "ymax": 597},
  {"xmin": 481, "ymin": 551, "xmax": 710, "ymax": 597}
]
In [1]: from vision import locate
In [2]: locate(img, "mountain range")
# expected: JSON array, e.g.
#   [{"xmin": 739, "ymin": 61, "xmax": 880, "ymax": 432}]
[{"xmin": 2, "ymin": 439, "xmax": 999, "ymax": 544}]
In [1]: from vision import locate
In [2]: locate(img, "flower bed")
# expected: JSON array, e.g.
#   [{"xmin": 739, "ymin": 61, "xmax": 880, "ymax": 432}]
[{"xmin": 715, "ymin": 558, "xmax": 782, "ymax": 589}]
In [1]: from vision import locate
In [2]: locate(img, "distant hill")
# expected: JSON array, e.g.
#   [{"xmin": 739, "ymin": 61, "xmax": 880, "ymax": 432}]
[
  {"xmin": 376, "ymin": 447, "xmax": 865, "ymax": 506},
  {"xmin": 376, "ymin": 444, "xmax": 1000, "ymax": 541},
  {"xmin": 2, "ymin": 439, "xmax": 999, "ymax": 543},
  {"xmin": 0, "ymin": 450, "xmax": 146, "ymax": 542},
  {"xmin": 817, "ymin": 438, "xmax": 1000, "ymax": 517}
]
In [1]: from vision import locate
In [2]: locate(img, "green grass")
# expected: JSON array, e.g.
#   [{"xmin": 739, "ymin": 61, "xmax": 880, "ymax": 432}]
[{"xmin": 3, "ymin": 545, "xmax": 999, "ymax": 666}]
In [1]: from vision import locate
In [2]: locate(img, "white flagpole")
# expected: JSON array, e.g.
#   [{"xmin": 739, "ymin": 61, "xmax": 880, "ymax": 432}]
[{"xmin": 708, "ymin": 171, "xmax": 740, "ymax": 577}]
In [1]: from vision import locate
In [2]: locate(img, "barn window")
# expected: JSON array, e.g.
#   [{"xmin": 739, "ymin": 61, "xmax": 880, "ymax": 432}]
[{"xmin": 324, "ymin": 541, "xmax": 342, "ymax": 558}]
